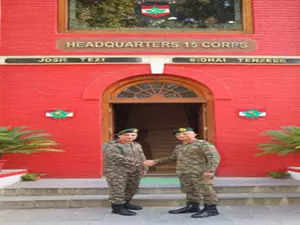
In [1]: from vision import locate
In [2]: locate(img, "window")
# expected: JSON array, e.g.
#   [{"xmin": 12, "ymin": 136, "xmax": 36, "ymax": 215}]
[
  {"xmin": 59, "ymin": 0, "xmax": 252, "ymax": 33},
  {"xmin": 117, "ymin": 82, "xmax": 198, "ymax": 98}
]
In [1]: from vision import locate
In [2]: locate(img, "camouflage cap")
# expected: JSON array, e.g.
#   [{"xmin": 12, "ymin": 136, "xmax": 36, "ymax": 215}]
[
  {"xmin": 117, "ymin": 128, "xmax": 139, "ymax": 136},
  {"xmin": 172, "ymin": 127, "xmax": 194, "ymax": 135}
]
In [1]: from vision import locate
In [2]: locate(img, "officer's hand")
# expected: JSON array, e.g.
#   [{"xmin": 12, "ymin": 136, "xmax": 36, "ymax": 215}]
[
  {"xmin": 143, "ymin": 160, "xmax": 156, "ymax": 167},
  {"xmin": 203, "ymin": 172, "xmax": 214, "ymax": 179}
]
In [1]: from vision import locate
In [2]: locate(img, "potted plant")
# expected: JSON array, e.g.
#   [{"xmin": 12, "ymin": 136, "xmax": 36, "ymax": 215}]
[
  {"xmin": 267, "ymin": 171, "xmax": 290, "ymax": 179},
  {"xmin": 21, "ymin": 173, "xmax": 46, "ymax": 181},
  {"xmin": 0, "ymin": 126, "xmax": 63, "ymax": 171},
  {"xmin": 257, "ymin": 126, "xmax": 300, "ymax": 180}
]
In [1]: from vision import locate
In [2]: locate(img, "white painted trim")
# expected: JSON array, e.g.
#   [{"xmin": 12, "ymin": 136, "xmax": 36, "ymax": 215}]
[
  {"xmin": 0, "ymin": 170, "xmax": 27, "ymax": 188},
  {"xmin": 143, "ymin": 56, "xmax": 171, "ymax": 74}
]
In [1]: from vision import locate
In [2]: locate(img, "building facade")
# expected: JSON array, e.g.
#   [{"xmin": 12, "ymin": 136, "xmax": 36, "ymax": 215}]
[{"xmin": 0, "ymin": 0, "xmax": 300, "ymax": 177}]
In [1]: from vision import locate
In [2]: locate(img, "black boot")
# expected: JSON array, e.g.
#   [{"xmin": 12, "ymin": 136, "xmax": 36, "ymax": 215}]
[
  {"xmin": 168, "ymin": 202, "xmax": 200, "ymax": 214},
  {"xmin": 124, "ymin": 201, "xmax": 143, "ymax": 210},
  {"xmin": 111, "ymin": 203, "xmax": 137, "ymax": 216},
  {"xmin": 191, "ymin": 204, "xmax": 219, "ymax": 218}
]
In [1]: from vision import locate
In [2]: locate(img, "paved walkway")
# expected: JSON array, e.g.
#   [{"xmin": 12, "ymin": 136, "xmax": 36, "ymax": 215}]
[
  {"xmin": 1, "ymin": 177, "xmax": 300, "ymax": 224},
  {"xmin": 1, "ymin": 205, "xmax": 300, "ymax": 225}
]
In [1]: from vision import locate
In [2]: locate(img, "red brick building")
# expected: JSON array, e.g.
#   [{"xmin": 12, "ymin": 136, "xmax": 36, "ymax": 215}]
[{"xmin": 0, "ymin": 0, "xmax": 300, "ymax": 177}]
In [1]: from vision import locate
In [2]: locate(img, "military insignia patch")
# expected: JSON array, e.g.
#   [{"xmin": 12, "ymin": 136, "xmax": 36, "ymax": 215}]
[
  {"xmin": 141, "ymin": 4, "xmax": 170, "ymax": 18},
  {"xmin": 173, "ymin": 127, "xmax": 194, "ymax": 135},
  {"xmin": 45, "ymin": 110, "xmax": 74, "ymax": 119},
  {"xmin": 117, "ymin": 128, "xmax": 139, "ymax": 136},
  {"xmin": 239, "ymin": 109, "xmax": 266, "ymax": 119}
]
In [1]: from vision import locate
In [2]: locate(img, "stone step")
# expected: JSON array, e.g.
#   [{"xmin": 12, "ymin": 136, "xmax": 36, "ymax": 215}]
[
  {"xmin": 2, "ymin": 177, "xmax": 300, "ymax": 196},
  {"xmin": 1, "ymin": 193, "xmax": 300, "ymax": 209},
  {"xmin": 2, "ymin": 185, "xmax": 300, "ymax": 196}
]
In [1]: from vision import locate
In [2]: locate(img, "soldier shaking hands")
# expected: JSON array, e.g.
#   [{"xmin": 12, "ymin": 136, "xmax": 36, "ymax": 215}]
[
  {"xmin": 143, "ymin": 127, "xmax": 221, "ymax": 218},
  {"xmin": 103, "ymin": 128, "xmax": 148, "ymax": 216}
]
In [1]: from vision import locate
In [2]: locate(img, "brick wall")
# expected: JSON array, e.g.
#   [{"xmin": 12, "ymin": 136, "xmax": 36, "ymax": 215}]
[
  {"xmin": 0, "ymin": 0, "xmax": 300, "ymax": 55},
  {"xmin": 1, "ymin": 0, "xmax": 300, "ymax": 177}
]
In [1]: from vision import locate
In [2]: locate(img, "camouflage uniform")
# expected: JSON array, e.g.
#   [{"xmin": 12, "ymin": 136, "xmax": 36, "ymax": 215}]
[
  {"xmin": 103, "ymin": 140, "xmax": 147, "ymax": 204},
  {"xmin": 154, "ymin": 139, "xmax": 220, "ymax": 205}
]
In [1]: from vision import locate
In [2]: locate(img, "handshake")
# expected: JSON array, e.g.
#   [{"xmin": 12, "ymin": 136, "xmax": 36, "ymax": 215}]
[{"xmin": 143, "ymin": 160, "xmax": 157, "ymax": 167}]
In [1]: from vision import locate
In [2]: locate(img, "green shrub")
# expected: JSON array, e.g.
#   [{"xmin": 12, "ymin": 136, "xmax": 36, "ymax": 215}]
[
  {"xmin": 268, "ymin": 171, "xmax": 290, "ymax": 179},
  {"xmin": 21, "ymin": 173, "xmax": 45, "ymax": 181},
  {"xmin": 0, "ymin": 126, "xmax": 63, "ymax": 158},
  {"xmin": 257, "ymin": 126, "xmax": 300, "ymax": 156}
]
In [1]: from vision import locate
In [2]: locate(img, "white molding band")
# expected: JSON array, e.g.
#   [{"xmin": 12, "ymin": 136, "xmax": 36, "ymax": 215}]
[{"xmin": 1, "ymin": 55, "xmax": 300, "ymax": 75}]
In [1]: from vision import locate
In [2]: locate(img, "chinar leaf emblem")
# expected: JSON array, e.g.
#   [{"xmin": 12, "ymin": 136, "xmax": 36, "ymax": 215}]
[
  {"xmin": 141, "ymin": 5, "xmax": 170, "ymax": 18},
  {"xmin": 239, "ymin": 109, "xmax": 266, "ymax": 119},
  {"xmin": 45, "ymin": 110, "xmax": 74, "ymax": 119},
  {"xmin": 146, "ymin": 7, "xmax": 167, "ymax": 15}
]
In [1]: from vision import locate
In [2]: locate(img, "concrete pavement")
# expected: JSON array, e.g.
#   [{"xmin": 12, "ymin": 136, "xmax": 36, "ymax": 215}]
[{"xmin": 1, "ymin": 205, "xmax": 300, "ymax": 225}]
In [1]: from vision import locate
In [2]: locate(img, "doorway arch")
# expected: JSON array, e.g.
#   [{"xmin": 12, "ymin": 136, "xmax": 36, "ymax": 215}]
[
  {"xmin": 102, "ymin": 75, "xmax": 215, "ymax": 173},
  {"xmin": 102, "ymin": 75, "xmax": 215, "ymax": 143}
]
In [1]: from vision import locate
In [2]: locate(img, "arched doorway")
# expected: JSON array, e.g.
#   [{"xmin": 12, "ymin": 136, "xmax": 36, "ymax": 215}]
[{"xmin": 102, "ymin": 75, "xmax": 215, "ymax": 174}]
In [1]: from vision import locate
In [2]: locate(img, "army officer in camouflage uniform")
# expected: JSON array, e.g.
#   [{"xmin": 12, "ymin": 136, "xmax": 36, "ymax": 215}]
[
  {"xmin": 103, "ymin": 128, "xmax": 148, "ymax": 216},
  {"xmin": 144, "ymin": 127, "xmax": 220, "ymax": 218}
]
